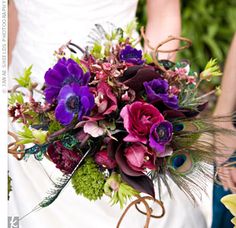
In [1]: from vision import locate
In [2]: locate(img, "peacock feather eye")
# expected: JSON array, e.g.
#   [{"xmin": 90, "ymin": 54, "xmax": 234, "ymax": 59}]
[
  {"xmin": 173, "ymin": 123, "xmax": 184, "ymax": 132},
  {"xmin": 172, "ymin": 154, "xmax": 186, "ymax": 169},
  {"xmin": 182, "ymin": 122, "xmax": 199, "ymax": 132},
  {"xmin": 168, "ymin": 151, "xmax": 193, "ymax": 175},
  {"xmin": 173, "ymin": 122, "xmax": 200, "ymax": 133}
]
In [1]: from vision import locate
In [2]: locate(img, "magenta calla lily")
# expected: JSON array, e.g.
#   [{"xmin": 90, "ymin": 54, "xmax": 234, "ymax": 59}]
[
  {"xmin": 124, "ymin": 143, "xmax": 156, "ymax": 172},
  {"xmin": 95, "ymin": 81, "xmax": 117, "ymax": 115}
]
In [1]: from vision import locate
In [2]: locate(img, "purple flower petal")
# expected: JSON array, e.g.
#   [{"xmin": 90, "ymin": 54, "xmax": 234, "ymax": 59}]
[
  {"xmin": 144, "ymin": 79, "xmax": 179, "ymax": 110},
  {"xmin": 53, "ymin": 62, "xmax": 70, "ymax": 79},
  {"xmin": 149, "ymin": 121, "xmax": 173, "ymax": 156},
  {"xmin": 160, "ymin": 94, "xmax": 179, "ymax": 110},
  {"xmin": 78, "ymin": 96, "xmax": 90, "ymax": 120},
  {"xmin": 55, "ymin": 84, "xmax": 94, "ymax": 125},
  {"xmin": 58, "ymin": 85, "xmax": 74, "ymax": 101},
  {"xmin": 44, "ymin": 69, "xmax": 63, "ymax": 87},
  {"xmin": 77, "ymin": 85, "xmax": 90, "ymax": 96},
  {"xmin": 44, "ymin": 58, "xmax": 91, "ymax": 103},
  {"xmin": 67, "ymin": 62, "xmax": 83, "ymax": 80},
  {"xmin": 55, "ymin": 100, "xmax": 74, "ymax": 125},
  {"xmin": 119, "ymin": 45, "xmax": 144, "ymax": 65},
  {"xmin": 45, "ymin": 87, "xmax": 60, "ymax": 103},
  {"xmin": 82, "ymin": 72, "xmax": 91, "ymax": 85}
]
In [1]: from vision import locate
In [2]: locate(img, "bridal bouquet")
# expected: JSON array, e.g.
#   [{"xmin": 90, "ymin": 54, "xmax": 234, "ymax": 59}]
[{"xmin": 8, "ymin": 23, "xmax": 227, "ymax": 223}]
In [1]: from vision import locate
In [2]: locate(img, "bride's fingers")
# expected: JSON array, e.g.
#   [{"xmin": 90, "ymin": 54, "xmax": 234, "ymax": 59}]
[
  {"xmin": 229, "ymin": 168, "xmax": 236, "ymax": 193},
  {"xmin": 223, "ymin": 168, "xmax": 235, "ymax": 193},
  {"xmin": 218, "ymin": 167, "xmax": 232, "ymax": 191}
]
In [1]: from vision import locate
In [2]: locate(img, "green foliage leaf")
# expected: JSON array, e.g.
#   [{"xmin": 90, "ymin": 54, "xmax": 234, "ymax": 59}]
[
  {"xmin": 15, "ymin": 65, "xmax": 33, "ymax": 89},
  {"xmin": 91, "ymin": 42, "xmax": 103, "ymax": 59},
  {"xmin": 8, "ymin": 92, "xmax": 24, "ymax": 105},
  {"xmin": 70, "ymin": 54, "xmax": 81, "ymax": 65},
  {"xmin": 143, "ymin": 53, "xmax": 153, "ymax": 64},
  {"xmin": 17, "ymin": 126, "xmax": 34, "ymax": 144},
  {"xmin": 17, "ymin": 126, "xmax": 47, "ymax": 145},
  {"xmin": 48, "ymin": 120, "xmax": 64, "ymax": 134},
  {"xmin": 124, "ymin": 20, "xmax": 138, "ymax": 37}
]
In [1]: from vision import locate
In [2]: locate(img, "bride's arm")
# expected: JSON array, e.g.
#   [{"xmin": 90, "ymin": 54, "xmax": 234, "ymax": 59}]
[
  {"xmin": 8, "ymin": 0, "xmax": 19, "ymax": 65},
  {"xmin": 213, "ymin": 34, "xmax": 236, "ymax": 192},
  {"xmin": 145, "ymin": 0, "xmax": 181, "ymax": 61}
]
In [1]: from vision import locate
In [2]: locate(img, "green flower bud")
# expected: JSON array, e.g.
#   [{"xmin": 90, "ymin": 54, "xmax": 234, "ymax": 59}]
[
  {"xmin": 105, "ymin": 172, "xmax": 139, "ymax": 208},
  {"xmin": 200, "ymin": 59, "xmax": 222, "ymax": 81},
  {"xmin": 32, "ymin": 129, "xmax": 47, "ymax": 144}
]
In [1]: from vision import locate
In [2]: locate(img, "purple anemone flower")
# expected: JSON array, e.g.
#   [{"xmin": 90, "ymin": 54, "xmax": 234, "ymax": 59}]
[
  {"xmin": 44, "ymin": 58, "xmax": 90, "ymax": 103},
  {"xmin": 143, "ymin": 78, "xmax": 179, "ymax": 109},
  {"xmin": 119, "ymin": 45, "xmax": 144, "ymax": 65},
  {"xmin": 149, "ymin": 121, "xmax": 173, "ymax": 156},
  {"xmin": 55, "ymin": 84, "xmax": 94, "ymax": 126}
]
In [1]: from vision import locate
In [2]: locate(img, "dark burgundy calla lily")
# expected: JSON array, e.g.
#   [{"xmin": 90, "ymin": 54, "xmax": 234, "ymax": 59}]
[
  {"xmin": 95, "ymin": 149, "xmax": 117, "ymax": 169},
  {"xmin": 120, "ymin": 172, "xmax": 155, "ymax": 198},
  {"xmin": 115, "ymin": 143, "xmax": 155, "ymax": 197},
  {"xmin": 119, "ymin": 66, "xmax": 161, "ymax": 94},
  {"xmin": 119, "ymin": 65, "xmax": 143, "ymax": 83},
  {"xmin": 115, "ymin": 144, "xmax": 143, "ymax": 176},
  {"xmin": 163, "ymin": 102, "xmax": 208, "ymax": 120},
  {"xmin": 181, "ymin": 102, "xmax": 208, "ymax": 118}
]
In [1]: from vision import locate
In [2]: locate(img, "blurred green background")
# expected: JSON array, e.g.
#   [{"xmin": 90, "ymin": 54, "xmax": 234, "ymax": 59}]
[{"xmin": 136, "ymin": 0, "xmax": 236, "ymax": 91}]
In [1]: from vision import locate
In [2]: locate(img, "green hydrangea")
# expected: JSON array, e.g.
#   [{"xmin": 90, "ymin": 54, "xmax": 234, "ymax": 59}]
[{"xmin": 72, "ymin": 158, "xmax": 105, "ymax": 201}]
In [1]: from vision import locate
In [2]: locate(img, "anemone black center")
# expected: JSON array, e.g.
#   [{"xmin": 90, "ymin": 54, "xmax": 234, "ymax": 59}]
[
  {"xmin": 125, "ymin": 53, "xmax": 138, "ymax": 59},
  {"xmin": 154, "ymin": 86, "xmax": 166, "ymax": 94},
  {"xmin": 156, "ymin": 124, "xmax": 169, "ymax": 141},
  {"xmin": 66, "ymin": 96, "xmax": 80, "ymax": 112}
]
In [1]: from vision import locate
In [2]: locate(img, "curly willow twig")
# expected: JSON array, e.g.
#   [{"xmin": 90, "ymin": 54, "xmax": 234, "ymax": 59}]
[
  {"xmin": 140, "ymin": 26, "xmax": 192, "ymax": 73},
  {"xmin": 8, "ymin": 131, "xmax": 25, "ymax": 160},
  {"xmin": 116, "ymin": 195, "xmax": 165, "ymax": 228}
]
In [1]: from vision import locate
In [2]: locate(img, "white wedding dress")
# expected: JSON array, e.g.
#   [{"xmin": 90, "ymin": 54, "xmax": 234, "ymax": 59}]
[{"xmin": 8, "ymin": 1, "xmax": 210, "ymax": 227}]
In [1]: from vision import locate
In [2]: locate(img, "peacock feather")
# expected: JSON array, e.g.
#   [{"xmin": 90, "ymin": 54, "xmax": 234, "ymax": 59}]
[
  {"xmin": 20, "ymin": 146, "xmax": 92, "ymax": 220},
  {"xmin": 150, "ymin": 113, "xmax": 236, "ymax": 202}
]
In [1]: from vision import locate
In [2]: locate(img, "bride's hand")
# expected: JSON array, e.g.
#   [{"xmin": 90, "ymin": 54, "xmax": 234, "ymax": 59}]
[{"xmin": 214, "ymin": 121, "xmax": 236, "ymax": 193}]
